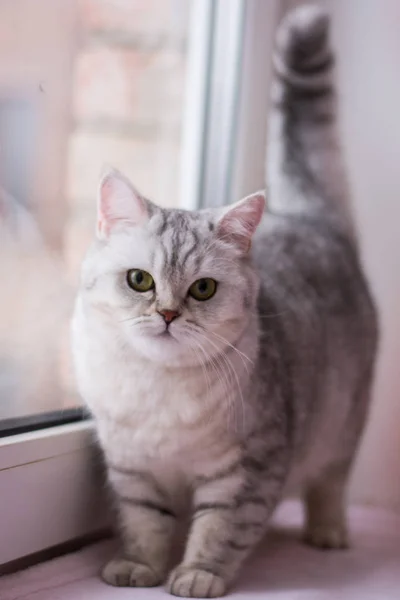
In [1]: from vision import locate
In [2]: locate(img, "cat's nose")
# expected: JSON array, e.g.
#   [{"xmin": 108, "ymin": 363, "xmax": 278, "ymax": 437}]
[{"xmin": 158, "ymin": 309, "xmax": 180, "ymax": 324}]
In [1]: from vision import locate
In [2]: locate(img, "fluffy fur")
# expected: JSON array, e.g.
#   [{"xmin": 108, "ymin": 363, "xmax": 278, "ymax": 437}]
[{"xmin": 72, "ymin": 6, "xmax": 378, "ymax": 598}]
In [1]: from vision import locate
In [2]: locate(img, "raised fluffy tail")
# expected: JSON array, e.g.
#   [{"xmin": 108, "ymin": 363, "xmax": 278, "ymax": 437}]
[{"xmin": 267, "ymin": 5, "xmax": 353, "ymax": 233}]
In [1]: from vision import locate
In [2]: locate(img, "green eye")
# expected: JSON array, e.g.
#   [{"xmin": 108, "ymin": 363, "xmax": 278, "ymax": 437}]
[
  {"xmin": 127, "ymin": 269, "xmax": 155, "ymax": 292},
  {"xmin": 188, "ymin": 278, "xmax": 217, "ymax": 301}
]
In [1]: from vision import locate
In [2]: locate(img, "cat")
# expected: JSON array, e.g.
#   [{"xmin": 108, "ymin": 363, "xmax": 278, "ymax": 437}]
[
  {"xmin": 72, "ymin": 5, "xmax": 378, "ymax": 598},
  {"xmin": 0, "ymin": 185, "xmax": 71, "ymax": 419}
]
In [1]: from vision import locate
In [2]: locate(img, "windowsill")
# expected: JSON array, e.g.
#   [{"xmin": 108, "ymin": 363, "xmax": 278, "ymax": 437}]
[
  {"xmin": 0, "ymin": 407, "xmax": 88, "ymax": 439},
  {"xmin": 2, "ymin": 501, "xmax": 400, "ymax": 599},
  {"xmin": 0, "ymin": 421, "xmax": 110, "ymax": 566}
]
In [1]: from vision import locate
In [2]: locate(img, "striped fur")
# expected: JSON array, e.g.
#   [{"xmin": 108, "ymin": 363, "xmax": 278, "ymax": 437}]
[{"xmin": 72, "ymin": 6, "xmax": 378, "ymax": 598}]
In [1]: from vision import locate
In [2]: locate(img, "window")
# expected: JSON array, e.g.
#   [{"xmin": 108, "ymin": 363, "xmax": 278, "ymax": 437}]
[{"xmin": 0, "ymin": 0, "xmax": 193, "ymax": 425}]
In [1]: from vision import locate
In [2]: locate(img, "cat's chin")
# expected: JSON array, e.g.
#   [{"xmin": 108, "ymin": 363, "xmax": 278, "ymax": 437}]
[{"xmin": 127, "ymin": 329, "xmax": 197, "ymax": 366}]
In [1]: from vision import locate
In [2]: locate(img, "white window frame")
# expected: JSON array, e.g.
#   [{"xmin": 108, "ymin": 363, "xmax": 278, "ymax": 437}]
[
  {"xmin": 0, "ymin": 422, "xmax": 110, "ymax": 566},
  {"xmin": 183, "ymin": 0, "xmax": 286, "ymax": 209},
  {"xmin": 0, "ymin": 0, "xmax": 285, "ymax": 568}
]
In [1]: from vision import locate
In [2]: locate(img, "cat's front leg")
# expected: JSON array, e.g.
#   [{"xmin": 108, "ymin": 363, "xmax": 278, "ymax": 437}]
[
  {"xmin": 102, "ymin": 464, "xmax": 176, "ymax": 588},
  {"xmin": 167, "ymin": 465, "xmax": 286, "ymax": 598}
]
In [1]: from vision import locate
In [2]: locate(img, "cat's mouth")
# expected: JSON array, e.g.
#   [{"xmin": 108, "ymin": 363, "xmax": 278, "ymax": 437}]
[
  {"xmin": 158, "ymin": 327, "xmax": 175, "ymax": 340},
  {"xmin": 157, "ymin": 324, "xmax": 184, "ymax": 343}
]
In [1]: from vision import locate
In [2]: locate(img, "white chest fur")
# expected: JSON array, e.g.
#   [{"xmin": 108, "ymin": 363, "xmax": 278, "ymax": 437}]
[{"xmin": 72, "ymin": 300, "xmax": 237, "ymax": 477}]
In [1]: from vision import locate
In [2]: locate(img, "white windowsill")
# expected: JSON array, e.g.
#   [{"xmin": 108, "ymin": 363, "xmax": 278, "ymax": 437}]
[
  {"xmin": 0, "ymin": 421, "xmax": 110, "ymax": 566},
  {"xmin": 2, "ymin": 501, "xmax": 400, "ymax": 599}
]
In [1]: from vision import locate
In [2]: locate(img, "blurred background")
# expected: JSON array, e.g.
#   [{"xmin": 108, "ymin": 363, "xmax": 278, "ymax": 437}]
[
  {"xmin": 0, "ymin": 0, "xmax": 398, "ymax": 513},
  {"xmin": 0, "ymin": 0, "xmax": 191, "ymax": 273},
  {"xmin": 0, "ymin": 0, "xmax": 192, "ymax": 419}
]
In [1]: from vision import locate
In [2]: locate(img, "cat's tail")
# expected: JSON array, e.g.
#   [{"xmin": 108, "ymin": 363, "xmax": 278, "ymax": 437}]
[{"xmin": 266, "ymin": 5, "xmax": 354, "ymax": 234}]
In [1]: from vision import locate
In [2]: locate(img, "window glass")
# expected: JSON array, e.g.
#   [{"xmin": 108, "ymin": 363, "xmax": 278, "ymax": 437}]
[{"xmin": 0, "ymin": 0, "xmax": 192, "ymax": 421}]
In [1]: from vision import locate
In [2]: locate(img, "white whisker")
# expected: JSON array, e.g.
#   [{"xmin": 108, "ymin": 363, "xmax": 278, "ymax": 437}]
[
  {"xmin": 186, "ymin": 325, "xmax": 247, "ymax": 433},
  {"xmin": 183, "ymin": 327, "xmax": 235, "ymax": 430},
  {"xmin": 187, "ymin": 322, "xmax": 254, "ymax": 371}
]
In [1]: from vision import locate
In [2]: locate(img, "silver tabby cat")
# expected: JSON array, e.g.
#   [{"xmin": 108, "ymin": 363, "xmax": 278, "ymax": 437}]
[{"xmin": 72, "ymin": 6, "xmax": 378, "ymax": 598}]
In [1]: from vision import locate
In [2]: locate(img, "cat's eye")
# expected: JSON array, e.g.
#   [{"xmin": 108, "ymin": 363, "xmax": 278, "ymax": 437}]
[
  {"xmin": 127, "ymin": 269, "xmax": 155, "ymax": 292},
  {"xmin": 188, "ymin": 278, "xmax": 217, "ymax": 301}
]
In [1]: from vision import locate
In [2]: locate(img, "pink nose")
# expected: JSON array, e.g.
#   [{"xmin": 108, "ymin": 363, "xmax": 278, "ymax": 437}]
[{"xmin": 158, "ymin": 309, "xmax": 180, "ymax": 324}]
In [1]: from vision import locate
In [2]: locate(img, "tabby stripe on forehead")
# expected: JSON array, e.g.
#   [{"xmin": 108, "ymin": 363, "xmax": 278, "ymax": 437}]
[
  {"xmin": 168, "ymin": 212, "xmax": 185, "ymax": 269},
  {"xmin": 170, "ymin": 230, "xmax": 180, "ymax": 269},
  {"xmin": 118, "ymin": 495, "xmax": 176, "ymax": 518},
  {"xmin": 181, "ymin": 231, "xmax": 199, "ymax": 268},
  {"xmin": 194, "ymin": 459, "xmax": 242, "ymax": 485},
  {"xmin": 159, "ymin": 237, "xmax": 170, "ymax": 273}
]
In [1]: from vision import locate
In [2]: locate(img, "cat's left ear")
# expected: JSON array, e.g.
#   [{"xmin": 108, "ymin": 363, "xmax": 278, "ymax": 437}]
[
  {"xmin": 216, "ymin": 191, "xmax": 265, "ymax": 253},
  {"xmin": 97, "ymin": 168, "xmax": 152, "ymax": 239}
]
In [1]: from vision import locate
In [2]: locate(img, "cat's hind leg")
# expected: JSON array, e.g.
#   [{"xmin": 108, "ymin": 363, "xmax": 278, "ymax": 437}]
[
  {"xmin": 304, "ymin": 370, "xmax": 375, "ymax": 551},
  {"xmin": 303, "ymin": 463, "xmax": 350, "ymax": 550}
]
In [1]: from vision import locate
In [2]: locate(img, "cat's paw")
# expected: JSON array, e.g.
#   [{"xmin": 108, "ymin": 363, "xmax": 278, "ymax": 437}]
[
  {"xmin": 166, "ymin": 565, "xmax": 226, "ymax": 598},
  {"xmin": 102, "ymin": 558, "xmax": 161, "ymax": 587},
  {"xmin": 304, "ymin": 523, "xmax": 349, "ymax": 550}
]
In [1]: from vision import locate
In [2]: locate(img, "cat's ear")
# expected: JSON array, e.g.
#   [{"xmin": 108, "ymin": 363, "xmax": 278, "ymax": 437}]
[
  {"xmin": 216, "ymin": 191, "xmax": 265, "ymax": 253},
  {"xmin": 97, "ymin": 168, "xmax": 151, "ymax": 239}
]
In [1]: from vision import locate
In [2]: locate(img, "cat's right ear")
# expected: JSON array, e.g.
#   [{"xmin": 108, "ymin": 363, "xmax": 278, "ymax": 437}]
[{"xmin": 96, "ymin": 168, "xmax": 151, "ymax": 239}]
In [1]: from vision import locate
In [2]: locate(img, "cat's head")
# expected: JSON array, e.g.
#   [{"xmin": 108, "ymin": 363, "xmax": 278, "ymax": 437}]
[{"xmin": 81, "ymin": 169, "xmax": 265, "ymax": 365}]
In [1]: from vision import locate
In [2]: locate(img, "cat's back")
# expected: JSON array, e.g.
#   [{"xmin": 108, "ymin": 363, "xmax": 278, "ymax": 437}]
[
  {"xmin": 251, "ymin": 210, "xmax": 378, "ymax": 488},
  {"xmin": 254, "ymin": 212, "xmax": 377, "ymax": 346},
  {"xmin": 251, "ymin": 3, "xmax": 379, "ymax": 483}
]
